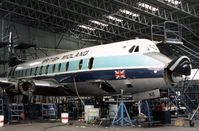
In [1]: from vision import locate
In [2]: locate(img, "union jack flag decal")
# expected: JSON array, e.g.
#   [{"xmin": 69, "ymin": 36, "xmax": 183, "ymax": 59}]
[{"xmin": 115, "ymin": 70, "xmax": 126, "ymax": 79}]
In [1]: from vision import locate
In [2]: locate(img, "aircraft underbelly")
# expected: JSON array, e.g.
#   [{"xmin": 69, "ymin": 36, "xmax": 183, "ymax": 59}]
[{"xmin": 66, "ymin": 78, "xmax": 166, "ymax": 96}]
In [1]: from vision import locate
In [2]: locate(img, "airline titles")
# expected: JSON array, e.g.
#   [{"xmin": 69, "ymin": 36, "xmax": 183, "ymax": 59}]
[{"xmin": 42, "ymin": 50, "xmax": 89, "ymax": 64}]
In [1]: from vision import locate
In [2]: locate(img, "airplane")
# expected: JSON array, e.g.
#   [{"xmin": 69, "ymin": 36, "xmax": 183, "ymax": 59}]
[{"xmin": 0, "ymin": 38, "xmax": 191, "ymax": 101}]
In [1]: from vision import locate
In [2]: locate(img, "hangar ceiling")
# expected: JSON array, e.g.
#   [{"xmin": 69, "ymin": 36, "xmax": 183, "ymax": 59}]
[
  {"xmin": 0, "ymin": 0, "xmax": 198, "ymax": 41},
  {"xmin": 0, "ymin": 0, "xmax": 199, "ymax": 67}
]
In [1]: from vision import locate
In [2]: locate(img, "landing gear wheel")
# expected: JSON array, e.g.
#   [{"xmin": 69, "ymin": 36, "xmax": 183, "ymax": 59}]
[{"xmin": 189, "ymin": 120, "xmax": 195, "ymax": 127}]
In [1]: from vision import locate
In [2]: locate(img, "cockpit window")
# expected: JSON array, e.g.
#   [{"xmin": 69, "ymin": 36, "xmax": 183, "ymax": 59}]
[
  {"xmin": 129, "ymin": 46, "xmax": 135, "ymax": 53},
  {"xmin": 129, "ymin": 45, "xmax": 139, "ymax": 53},
  {"xmin": 134, "ymin": 46, "xmax": 139, "ymax": 52}
]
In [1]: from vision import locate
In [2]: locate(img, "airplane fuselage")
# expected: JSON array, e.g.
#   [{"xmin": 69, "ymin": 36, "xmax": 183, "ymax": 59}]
[{"xmin": 3, "ymin": 39, "xmax": 190, "ymax": 97}]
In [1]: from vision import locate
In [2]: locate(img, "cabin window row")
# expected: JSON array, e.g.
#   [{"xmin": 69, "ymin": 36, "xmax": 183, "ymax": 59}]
[{"xmin": 14, "ymin": 57, "xmax": 94, "ymax": 77}]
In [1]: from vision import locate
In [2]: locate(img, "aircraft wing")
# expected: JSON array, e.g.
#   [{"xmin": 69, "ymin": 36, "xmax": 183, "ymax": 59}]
[
  {"xmin": 0, "ymin": 77, "xmax": 70, "ymax": 96},
  {"xmin": 0, "ymin": 77, "xmax": 16, "ymax": 87}
]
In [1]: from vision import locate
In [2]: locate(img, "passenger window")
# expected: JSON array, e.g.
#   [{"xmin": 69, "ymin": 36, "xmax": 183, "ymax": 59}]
[
  {"xmin": 34, "ymin": 67, "xmax": 38, "ymax": 76},
  {"xmin": 25, "ymin": 69, "xmax": 28, "ymax": 76},
  {"xmin": 79, "ymin": 59, "xmax": 83, "ymax": 70},
  {"xmin": 129, "ymin": 46, "xmax": 135, "ymax": 53},
  {"xmin": 39, "ymin": 66, "xmax": 43, "ymax": 75},
  {"xmin": 17, "ymin": 71, "xmax": 19, "ymax": 77},
  {"xmin": 17, "ymin": 70, "xmax": 20, "ymax": 77},
  {"xmin": 88, "ymin": 57, "xmax": 94, "ymax": 69},
  {"xmin": 16, "ymin": 71, "xmax": 18, "ymax": 77},
  {"xmin": 65, "ymin": 62, "xmax": 69, "ymax": 71},
  {"xmin": 21, "ymin": 70, "xmax": 24, "ymax": 77},
  {"xmin": 52, "ymin": 64, "xmax": 56, "ymax": 73},
  {"xmin": 134, "ymin": 46, "xmax": 139, "ymax": 52},
  {"xmin": 45, "ymin": 65, "xmax": 49, "ymax": 74},
  {"xmin": 18, "ymin": 70, "xmax": 20, "ymax": 77},
  {"xmin": 58, "ymin": 63, "xmax": 61, "ymax": 72},
  {"xmin": 30, "ymin": 68, "xmax": 33, "ymax": 76}
]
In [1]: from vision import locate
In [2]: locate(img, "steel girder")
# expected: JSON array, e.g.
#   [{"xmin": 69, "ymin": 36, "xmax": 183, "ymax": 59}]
[
  {"xmin": 0, "ymin": 0, "xmax": 153, "ymax": 40},
  {"xmin": 153, "ymin": 0, "xmax": 199, "ymax": 19},
  {"xmin": 0, "ymin": 0, "xmax": 198, "ymax": 42}
]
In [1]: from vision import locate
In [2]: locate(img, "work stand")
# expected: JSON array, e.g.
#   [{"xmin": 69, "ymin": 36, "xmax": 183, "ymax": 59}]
[{"xmin": 112, "ymin": 90, "xmax": 132, "ymax": 126}]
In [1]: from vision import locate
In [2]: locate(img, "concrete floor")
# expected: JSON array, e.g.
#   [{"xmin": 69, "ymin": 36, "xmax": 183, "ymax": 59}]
[{"xmin": 0, "ymin": 121, "xmax": 198, "ymax": 131}]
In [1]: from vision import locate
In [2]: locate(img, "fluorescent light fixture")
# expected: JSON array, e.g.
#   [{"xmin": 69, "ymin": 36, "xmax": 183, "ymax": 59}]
[
  {"xmin": 89, "ymin": 20, "xmax": 108, "ymax": 27},
  {"xmin": 29, "ymin": 62, "xmax": 41, "ymax": 66},
  {"xmin": 106, "ymin": 15, "xmax": 123, "ymax": 22},
  {"xmin": 78, "ymin": 25, "xmax": 95, "ymax": 31},
  {"xmin": 119, "ymin": 9, "xmax": 139, "ymax": 17},
  {"xmin": 164, "ymin": 0, "xmax": 181, "ymax": 5},
  {"xmin": 138, "ymin": 2, "xmax": 159, "ymax": 11}
]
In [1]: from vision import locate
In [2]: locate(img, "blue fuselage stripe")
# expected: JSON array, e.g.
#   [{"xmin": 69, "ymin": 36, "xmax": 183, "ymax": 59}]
[{"xmin": 33, "ymin": 68, "xmax": 164, "ymax": 83}]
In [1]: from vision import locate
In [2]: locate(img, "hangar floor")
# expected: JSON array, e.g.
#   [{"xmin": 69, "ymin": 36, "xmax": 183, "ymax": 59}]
[{"xmin": 0, "ymin": 120, "xmax": 198, "ymax": 131}]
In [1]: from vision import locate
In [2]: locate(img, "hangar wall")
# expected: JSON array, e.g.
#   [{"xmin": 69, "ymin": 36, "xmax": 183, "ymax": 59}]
[{"xmin": 0, "ymin": 20, "xmax": 96, "ymax": 75}]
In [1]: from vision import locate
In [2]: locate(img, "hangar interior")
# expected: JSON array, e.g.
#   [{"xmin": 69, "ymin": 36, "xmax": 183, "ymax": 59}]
[{"xmin": 0, "ymin": 0, "xmax": 199, "ymax": 128}]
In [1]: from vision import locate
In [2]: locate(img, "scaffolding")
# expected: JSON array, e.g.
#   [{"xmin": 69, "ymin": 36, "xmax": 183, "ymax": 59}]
[
  {"xmin": 6, "ymin": 103, "xmax": 24, "ymax": 123},
  {"xmin": 42, "ymin": 103, "xmax": 57, "ymax": 120},
  {"xmin": 151, "ymin": 21, "xmax": 199, "ymax": 68},
  {"xmin": 0, "ymin": 99, "xmax": 3, "ymax": 115}
]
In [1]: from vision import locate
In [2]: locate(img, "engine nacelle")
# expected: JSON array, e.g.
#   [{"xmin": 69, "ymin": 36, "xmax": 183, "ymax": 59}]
[
  {"xmin": 164, "ymin": 56, "xmax": 191, "ymax": 86},
  {"xmin": 18, "ymin": 79, "xmax": 35, "ymax": 96},
  {"xmin": 5, "ymin": 79, "xmax": 35, "ymax": 96}
]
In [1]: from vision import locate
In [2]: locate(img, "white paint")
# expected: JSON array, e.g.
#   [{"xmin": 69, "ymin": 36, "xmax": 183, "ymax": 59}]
[
  {"xmin": 61, "ymin": 113, "xmax": 69, "ymax": 124},
  {"xmin": 15, "ymin": 39, "xmax": 160, "ymax": 69},
  {"xmin": 84, "ymin": 105, "xmax": 94, "ymax": 122},
  {"xmin": 0, "ymin": 115, "xmax": 4, "ymax": 127},
  {"xmin": 109, "ymin": 104, "xmax": 118, "ymax": 119}
]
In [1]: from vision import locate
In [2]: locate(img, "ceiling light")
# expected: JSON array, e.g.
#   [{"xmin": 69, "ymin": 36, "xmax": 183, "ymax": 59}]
[
  {"xmin": 119, "ymin": 9, "xmax": 139, "ymax": 17},
  {"xmin": 90, "ymin": 20, "xmax": 108, "ymax": 27},
  {"xmin": 164, "ymin": 0, "xmax": 181, "ymax": 5},
  {"xmin": 138, "ymin": 2, "xmax": 159, "ymax": 11},
  {"xmin": 106, "ymin": 16, "xmax": 123, "ymax": 22},
  {"xmin": 78, "ymin": 25, "xmax": 95, "ymax": 31}
]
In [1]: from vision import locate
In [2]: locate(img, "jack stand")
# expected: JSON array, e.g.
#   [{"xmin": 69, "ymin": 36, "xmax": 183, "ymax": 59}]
[{"xmin": 112, "ymin": 90, "xmax": 132, "ymax": 126}]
